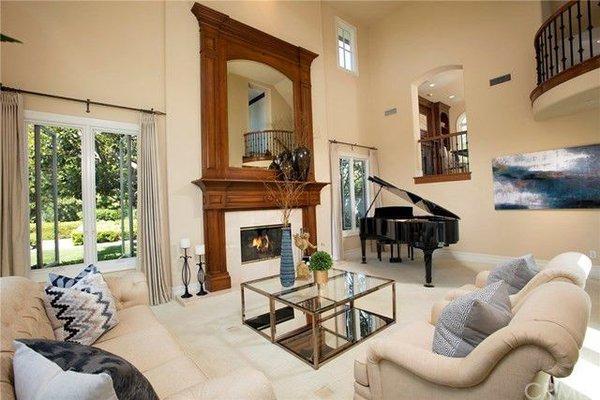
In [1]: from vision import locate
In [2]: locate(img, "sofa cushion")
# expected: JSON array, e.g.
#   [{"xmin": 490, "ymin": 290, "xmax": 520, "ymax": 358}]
[
  {"xmin": 95, "ymin": 305, "xmax": 158, "ymax": 344},
  {"xmin": 43, "ymin": 273, "xmax": 118, "ymax": 345},
  {"xmin": 487, "ymin": 254, "xmax": 538, "ymax": 294},
  {"xmin": 14, "ymin": 339, "xmax": 158, "ymax": 400},
  {"xmin": 432, "ymin": 281, "xmax": 512, "ymax": 357}
]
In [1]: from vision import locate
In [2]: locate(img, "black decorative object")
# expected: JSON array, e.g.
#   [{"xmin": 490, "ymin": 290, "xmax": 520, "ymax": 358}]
[
  {"xmin": 293, "ymin": 146, "xmax": 311, "ymax": 181},
  {"xmin": 180, "ymin": 248, "xmax": 193, "ymax": 299},
  {"xmin": 196, "ymin": 255, "xmax": 208, "ymax": 296}
]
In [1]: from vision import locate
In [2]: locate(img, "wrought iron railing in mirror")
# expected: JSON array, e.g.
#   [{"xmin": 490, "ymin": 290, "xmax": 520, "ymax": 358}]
[
  {"xmin": 243, "ymin": 129, "xmax": 295, "ymax": 164},
  {"xmin": 419, "ymin": 131, "xmax": 470, "ymax": 179}
]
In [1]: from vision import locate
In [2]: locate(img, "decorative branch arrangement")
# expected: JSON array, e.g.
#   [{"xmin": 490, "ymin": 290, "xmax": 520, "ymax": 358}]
[{"xmin": 265, "ymin": 178, "xmax": 308, "ymax": 226}]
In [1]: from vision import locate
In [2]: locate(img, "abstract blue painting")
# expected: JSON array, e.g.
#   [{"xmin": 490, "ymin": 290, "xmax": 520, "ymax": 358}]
[{"xmin": 493, "ymin": 144, "xmax": 600, "ymax": 210}]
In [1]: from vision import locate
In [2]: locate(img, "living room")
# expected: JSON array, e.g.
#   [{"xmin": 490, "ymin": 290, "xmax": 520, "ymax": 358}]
[{"xmin": 1, "ymin": 1, "xmax": 598, "ymax": 399}]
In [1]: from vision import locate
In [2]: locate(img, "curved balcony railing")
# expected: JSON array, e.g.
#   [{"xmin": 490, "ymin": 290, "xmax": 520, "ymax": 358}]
[
  {"xmin": 243, "ymin": 129, "xmax": 294, "ymax": 163},
  {"xmin": 532, "ymin": 0, "xmax": 600, "ymax": 102}
]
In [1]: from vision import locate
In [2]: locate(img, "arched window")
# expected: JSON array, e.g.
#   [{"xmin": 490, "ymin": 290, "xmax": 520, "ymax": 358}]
[{"xmin": 456, "ymin": 112, "xmax": 467, "ymax": 132}]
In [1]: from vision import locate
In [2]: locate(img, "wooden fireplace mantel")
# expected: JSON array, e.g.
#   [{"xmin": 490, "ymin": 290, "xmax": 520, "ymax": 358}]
[
  {"xmin": 193, "ymin": 178, "xmax": 329, "ymax": 291},
  {"xmin": 191, "ymin": 3, "xmax": 326, "ymax": 292}
]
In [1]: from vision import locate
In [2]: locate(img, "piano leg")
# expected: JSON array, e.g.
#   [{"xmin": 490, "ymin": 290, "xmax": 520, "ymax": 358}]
[
  {"xmin": 361, "ymin": 238, "xmax": 367, "ymax": 264},
  {"xmin": 377, "ymin": 242, "xmax": 382, "ymax": 261},
  {"xmin": 389, "ymin": 243, "xmax": 402, "ymax": 263},
  {"xmin": 423, "ymin": 248, "xmax": 434, "ymax": 288},
  {"xmin": 409, "ymin": 245, "xmax": 414, "ymax": 260}
]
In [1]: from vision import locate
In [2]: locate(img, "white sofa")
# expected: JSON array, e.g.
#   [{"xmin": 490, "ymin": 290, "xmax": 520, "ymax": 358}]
[{"xmin": 0, "ymin": 272, "xmax": 276, "ymax": 400}]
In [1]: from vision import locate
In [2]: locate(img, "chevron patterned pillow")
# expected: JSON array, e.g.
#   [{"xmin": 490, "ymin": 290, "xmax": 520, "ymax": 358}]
[
  {"xmin": 48, "ymin": 264, "xmax": 98, "ymax": 288},
  {"xmin": 44, "ymin": 272, "xmax": 118, "ymax": 345}
]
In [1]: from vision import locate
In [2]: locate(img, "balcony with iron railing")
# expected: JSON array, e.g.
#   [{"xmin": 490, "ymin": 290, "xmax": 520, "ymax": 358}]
[
  {"xmin": 415, "ymin": 131, "xmax": 470, "ymax": 184},
  {"xmin": 242, "ymin": 129, "xmax": 294, "ymax": 167},
  {"xmin": 531, "ymin": 0, "xmax": 600, "ymax": 119}
]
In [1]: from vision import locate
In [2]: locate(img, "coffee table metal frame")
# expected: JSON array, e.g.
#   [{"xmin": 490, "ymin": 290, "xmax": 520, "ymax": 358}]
[{"xmin": 241, "ymin": 269, "xmax": 396, "ymax": 369}]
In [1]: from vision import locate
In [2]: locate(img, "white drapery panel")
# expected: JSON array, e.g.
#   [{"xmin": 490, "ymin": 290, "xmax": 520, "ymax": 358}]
[
  {"xmin": 0, "ymin": 92, "xmax": 29, "ymax": 277},
  {"xmin": 368, "ymin": 148, "xmax": 383, "ymax": 217},
  {"xmin": 329, "ymin": 143, "xmax": 343, "ymax": 261},
  {"xmin": 138, "ymin": 113, "xmax": 172, "ymax": 305}
]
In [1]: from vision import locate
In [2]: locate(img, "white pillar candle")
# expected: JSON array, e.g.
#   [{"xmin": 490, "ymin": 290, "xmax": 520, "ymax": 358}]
[
  {"xmin": 195, "ymin": 244, "xmax": 205, "ymax": 255},
  {"xmin": 180, "ymin": 238, "xmax": 191, "ymax": 249}
]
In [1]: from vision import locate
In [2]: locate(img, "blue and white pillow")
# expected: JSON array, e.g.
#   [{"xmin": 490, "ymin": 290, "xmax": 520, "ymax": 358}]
[
  {"xmin": 487, "ymin": 254, "xmax": 539, "ymax": 295},
  {"xmin": 43, "ymin": 265, "xmax": 118, "ymax": 345},
  {"xmin": 48, "ymin": 264, "xmax": 98, "ymax": 288}
]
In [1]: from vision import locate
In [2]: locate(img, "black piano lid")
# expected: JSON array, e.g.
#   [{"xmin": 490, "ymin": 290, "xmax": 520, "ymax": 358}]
[{"xmin": 368, "ymin": 176, "xmax": 460, "ymax": 220}]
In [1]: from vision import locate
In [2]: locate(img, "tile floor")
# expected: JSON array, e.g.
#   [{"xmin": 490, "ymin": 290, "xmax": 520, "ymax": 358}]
[{"xmin": 152, "ymin": 255, "xmax": 599, "ymax": 400}]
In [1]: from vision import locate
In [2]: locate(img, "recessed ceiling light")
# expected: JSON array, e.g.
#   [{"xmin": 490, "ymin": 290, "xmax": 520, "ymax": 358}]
[
  {"xmin": 449, "ymin": 95, "xmax": 456, "ymax": 99},
  {"xmin": 596, "ymin": 39, "xmax": 600, "ymax": 44},
  {"xmin": 427, "ymin": 93, "xmax": 433, "ymax": 97},
  {"xmin": 428, "ymin": 83, "xmax": 436, "ymax": 88}
]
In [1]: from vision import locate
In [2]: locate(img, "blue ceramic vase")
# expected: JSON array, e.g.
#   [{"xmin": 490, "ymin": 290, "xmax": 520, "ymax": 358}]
[{"xmin": 280, "ymin": 226, "xmax": 295, "ymax": 287}]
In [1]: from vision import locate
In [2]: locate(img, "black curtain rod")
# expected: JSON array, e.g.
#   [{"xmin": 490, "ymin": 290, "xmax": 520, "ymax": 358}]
[
  {"xmin": 329, "ymin": 139, "xmax": 377, "ymax": 151},
  {"xmin": 0, "ymin": 84, "xmax": 166, "ymax": 116}
]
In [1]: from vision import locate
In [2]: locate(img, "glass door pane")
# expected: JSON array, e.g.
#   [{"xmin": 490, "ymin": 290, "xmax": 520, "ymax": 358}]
[
  {"xmin": 353, "ymin": 159, "xmax": 367, "ymax": 227},
  {"xmin": 94, "ymin": 131, "xmax": 137, "ymax": 261},
  {"xmin": 340, "ymin": 158, "xmax": 352, "ymax": 230},
  {"xmin": 28, "ymin": 124, "xmax": 83, "ymax": 269}
]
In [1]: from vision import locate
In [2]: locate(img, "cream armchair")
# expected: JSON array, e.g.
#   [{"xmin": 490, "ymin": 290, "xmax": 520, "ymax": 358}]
[{"xmin": 354, "ymin": 282, "xmax": 591, "ymax": 400}]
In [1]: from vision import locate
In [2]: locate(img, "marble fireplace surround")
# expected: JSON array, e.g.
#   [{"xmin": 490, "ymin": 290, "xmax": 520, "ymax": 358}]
[{"xmin": 226, "ymin": 209, "xmax": 304, "ymax": 288}]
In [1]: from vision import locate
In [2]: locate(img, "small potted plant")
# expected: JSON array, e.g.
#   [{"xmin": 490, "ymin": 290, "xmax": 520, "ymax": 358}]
[{"xmin": 309, "ymin": 251, "xmax": 333, "ymax": 284}]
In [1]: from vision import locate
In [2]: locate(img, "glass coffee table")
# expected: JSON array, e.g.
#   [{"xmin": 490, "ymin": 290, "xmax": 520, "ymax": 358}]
[{"xmin": 241, "ymin": 269, "xmax": 396, "ymax": 369}]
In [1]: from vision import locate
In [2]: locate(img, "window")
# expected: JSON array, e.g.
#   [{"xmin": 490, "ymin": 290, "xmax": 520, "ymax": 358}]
[
  {"xmin": 340, "ymin": 156, "xmax": 369, "ymax": 234},
  {"xmin": 456, "ymin": 112, "xmax": 467, "ymax": 132},
  {"xmin": 26, "ymin": 112, "xmax": 139, "ymax": 272},
  {"xmin": 336, "ymin": 17, "xmax": 358, "ymax": 74}
]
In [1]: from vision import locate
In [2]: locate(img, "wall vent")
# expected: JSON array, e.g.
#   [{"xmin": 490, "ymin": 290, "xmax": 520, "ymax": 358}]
[
  {"xmin": 490, "ymin": 74, "xmax": 511, "ymax": 86},
  {"xmin": 384, "ymin": 107, "xmax": 397, "ymax": 116}
]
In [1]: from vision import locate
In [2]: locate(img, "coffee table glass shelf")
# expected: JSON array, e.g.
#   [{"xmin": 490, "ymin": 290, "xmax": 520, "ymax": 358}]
[{"xmin": 241, "ymin": 269, "xmax": 396, "ymax": 369}]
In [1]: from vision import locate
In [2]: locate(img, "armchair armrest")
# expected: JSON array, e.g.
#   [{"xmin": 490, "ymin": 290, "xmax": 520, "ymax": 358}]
[{"xmin": 104, "ymin": 271, "xmax": 149, "ymax": 310}]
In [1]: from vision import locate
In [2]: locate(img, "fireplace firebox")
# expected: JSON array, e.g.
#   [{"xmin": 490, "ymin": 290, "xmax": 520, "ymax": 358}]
[{"xmin": 240, "ymin": 224, "xmax": 284, "ymax": 264}]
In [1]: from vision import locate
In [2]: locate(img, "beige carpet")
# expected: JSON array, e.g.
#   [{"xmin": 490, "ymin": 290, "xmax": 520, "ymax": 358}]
[{"xmin": 152, "ymin": 255, "xmax": 599, "ymax": 400}]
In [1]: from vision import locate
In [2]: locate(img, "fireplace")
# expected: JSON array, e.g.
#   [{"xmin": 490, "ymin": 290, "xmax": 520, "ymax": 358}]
[{"xmin": 240, "ymin": 224, "xmax": 283, "ymax": 264}]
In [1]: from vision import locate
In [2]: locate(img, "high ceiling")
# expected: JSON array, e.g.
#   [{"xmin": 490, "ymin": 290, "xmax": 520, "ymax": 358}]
[
  {"xmin": 324, "ymin": 1, "xmax": 403, "ymax": 26},
  {"xmin": 418, "ymin": 69, "xmax": 465, "ymax": 105}
]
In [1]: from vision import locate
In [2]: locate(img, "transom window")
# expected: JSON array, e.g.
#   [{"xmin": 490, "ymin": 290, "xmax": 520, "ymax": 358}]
[
  {"xmin": 340, "ymin": 156, "xmax": 369, "ymax": 235},
  {"xmin": 26, "ymin": 112, "xmax": 139, "ymax": 272},
  {"xmin": 336, "ymin": 17, "xmax": 358, "ymax": 74}
]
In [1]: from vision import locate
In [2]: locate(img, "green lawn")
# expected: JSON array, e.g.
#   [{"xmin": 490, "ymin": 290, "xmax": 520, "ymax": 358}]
[{"xmin": 31, "ymin": 240, "xmax": 135, "ymax": 268}]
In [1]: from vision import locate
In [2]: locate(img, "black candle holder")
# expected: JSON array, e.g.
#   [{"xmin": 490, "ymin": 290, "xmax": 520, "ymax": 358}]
[
  {"xmin": 196, "ymin": 255, "xmax": 208, "ymax": 296},
  {"xmin": 180, "ymin": 248, "xmax": 193, "ymax": 299}
]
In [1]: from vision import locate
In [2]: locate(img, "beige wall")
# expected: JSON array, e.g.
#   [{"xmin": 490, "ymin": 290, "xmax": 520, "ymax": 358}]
[{"xmin": 366, "ymin": 1, "xmax": 600, "ymax": 260}]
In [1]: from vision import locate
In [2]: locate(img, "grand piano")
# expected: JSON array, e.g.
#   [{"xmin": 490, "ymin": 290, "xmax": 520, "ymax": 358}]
[{"xmin": 359, "ymin": 176, "xmax": 459, "ymax": 287}]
